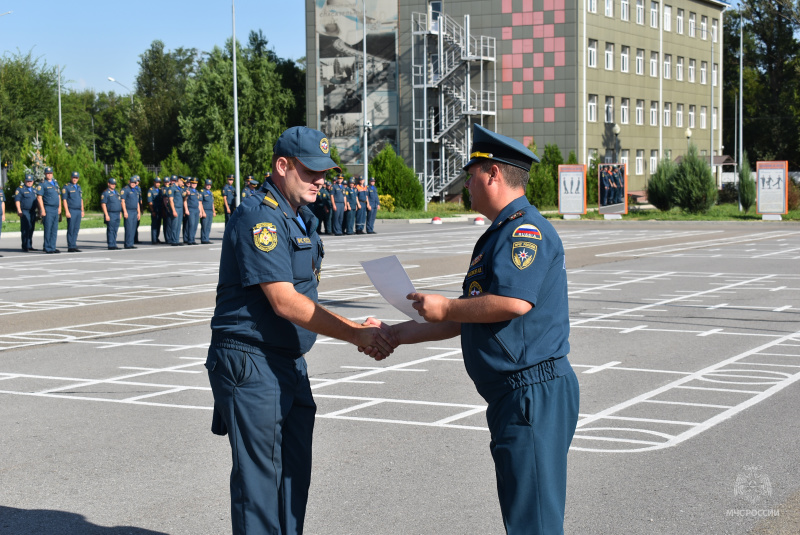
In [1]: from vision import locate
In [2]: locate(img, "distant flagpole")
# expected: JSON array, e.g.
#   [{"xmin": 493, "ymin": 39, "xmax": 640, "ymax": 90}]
[{"xmin": 233, "ymin": 0, "xmax": 242, "ymax": 204}]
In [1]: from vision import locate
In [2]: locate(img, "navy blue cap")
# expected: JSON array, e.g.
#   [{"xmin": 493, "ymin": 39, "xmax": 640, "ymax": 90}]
[
  {"xmin": 227, "ymin": 174, "xmax": 234, "ymax": 179},
  {"xmin": 108, "ymin": 178, "xmax": 117, "ymax": 185},
  {"xmin": 273, "ymin": 126, "xmax": 340, "ymax": 172},
  {"xmin": 369, "ymin": 177, "xmax": 375, "ymax": 182},
  {"xmin": 463, "ymin": 124, "xmax": 539, "ymax": 172},
  {"xmin": 348, "ymin": 178, "xmax": 355, "ymax": 183},
  {"xmin": 248, "ymin": 178, "xmax": 259, "ymax": 186},
  {"xmin": 188, "ymin": 176, "xmax": 198, "ymax": 183},
  {"xmin": 154, "ymin": 176, "xmax": 162, "ymax": 182},
  {"xmin": 44, "ymin": 167, "xmax": 53, "ymax": 173},
  {"xmin": 71, "ymin": 171, "xmax": 80, "ymax": 178},
  {"xmin": 205, "ymin": 179, "xmax": 213, "ymax": 185},
  {"xmin": 169, "ymin": 175, "xmax": 177, "ymax": 182},
  {"xmin": 24, "ymin": 174, "xmax": 33, "ymax": 181}
]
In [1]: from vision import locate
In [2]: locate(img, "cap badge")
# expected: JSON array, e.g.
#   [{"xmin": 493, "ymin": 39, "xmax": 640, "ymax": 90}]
[{"xmin": 320, "ymin": 138, "xmax": 330, "ymax": 154}]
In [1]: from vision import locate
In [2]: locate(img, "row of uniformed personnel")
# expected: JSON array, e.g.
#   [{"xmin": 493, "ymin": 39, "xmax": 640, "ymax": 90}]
[{"xmin": 311, "ymin": 174, "xmax": 380, "ymax": 236}]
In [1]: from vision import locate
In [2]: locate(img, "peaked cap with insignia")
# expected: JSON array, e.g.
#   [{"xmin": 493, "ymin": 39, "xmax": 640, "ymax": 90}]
[
  {"xmin": 463, "ymin": 123, "xmax": 540, "ymax": 172},
  {"xmin": 273, "ymin": 126, "xmax": 341, "ymax": 173}
]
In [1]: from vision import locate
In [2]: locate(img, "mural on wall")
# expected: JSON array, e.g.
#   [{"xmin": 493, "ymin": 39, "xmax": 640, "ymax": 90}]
[{"xmin": 315, "ymin": 0, "xmax": 399, "ymax": 165}]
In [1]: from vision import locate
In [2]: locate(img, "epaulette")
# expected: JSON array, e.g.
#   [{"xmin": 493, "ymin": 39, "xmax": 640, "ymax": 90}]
[
  {"xmin": 262, "ymin": 191, "xmax": 279, "ymax": 209},
  {"xmin": 507, "ymin": 210, "xmax": 526, "ymax": 222}
]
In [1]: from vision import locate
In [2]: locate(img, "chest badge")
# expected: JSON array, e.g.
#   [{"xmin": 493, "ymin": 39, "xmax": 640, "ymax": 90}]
[
  {"xmin": 468, "ymin": 281, "xmax": 483, "ymax": 296},
  {"xmin": 512, "ymin": 242, "xmax": 537, "ymax": 270},
  {"xmin": 512, "ymin": 224, "xmax": 542, "ymax": 240},
  {"xmin": 253, "ymin": 222, "xmax": 278, "ymax": 252}
]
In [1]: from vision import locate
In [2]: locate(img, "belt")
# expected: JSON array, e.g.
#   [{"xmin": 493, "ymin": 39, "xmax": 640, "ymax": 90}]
[
  {"xmin": 210, "ymin": 332, "xmax": 304, "ymax": 360},
  {"xmin": 476, "ymin": 356, "xmax": 573, "ymax": 403}
]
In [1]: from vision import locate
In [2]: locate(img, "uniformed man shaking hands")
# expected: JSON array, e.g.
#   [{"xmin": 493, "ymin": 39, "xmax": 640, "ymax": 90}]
[
  {"xmin": 364, "ymin": 123, "xmax": 580, "ymax": 535},
  {"xmin": 205, "ymin": 126, "xmax": 396, "ymax": 535}
]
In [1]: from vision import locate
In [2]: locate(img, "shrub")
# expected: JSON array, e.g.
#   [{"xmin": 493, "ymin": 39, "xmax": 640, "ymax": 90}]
[
  {"xmin": 369, "ymin": 145, "xmax": 423, "ymax": 210},
  {"xmin": 672, "ymin": 144, "xmax": 717, "ymax": 214},
  {"xmin": 739, "ymin": 154, "xmax": 755, "ymax": 213},
  {"xmin": 213, "ymin": 190, "xmax": 225, "ymax": 215},
  {"xmin": 378, "ymin": 194, "xmax": 395, "ymax": 213},
  {"xmin": 717, "ymin": 183, "xmax": 739, "ymax": 204},
  {"xmin": 461, "ymin": 186, "xmax": 471, "ymax": 211},
  {"xmin": 789, "ymin": 180, "xmax": 800, "ymax": 211},
  {"xmin": 526, "ymin": 143, "xmax": 562, "ymax": 208},
  {"xmin": 586, "ymin": 158, "xmax": 599, "ymax": 205},
  {"xmin": 647, "ymin": 158, "xmax": 677, "ymax": 211}
]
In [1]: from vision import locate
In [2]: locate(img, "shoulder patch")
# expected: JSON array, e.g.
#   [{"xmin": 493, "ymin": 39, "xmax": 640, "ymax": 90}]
[
  {"xmin": 470, "ymin": 252, "xmax": 484, "ymax": 267},
  {"xmin": 468, "ymin": 280, "xmax": 483, "ymax": 296},
  {"xmin": 252, "ymin": 222, "xmax": 278, "ymax": 252},
  {"xmin": 512, "ymin": 241, "xmax": 538, "ymax": 270},
  {"xmin": 262, "ymin": 192, "xmax": 279, "ymax": 209},
  {"xmin": 512, "ymin": 224, "xmax": 542, "ymax": 240}
]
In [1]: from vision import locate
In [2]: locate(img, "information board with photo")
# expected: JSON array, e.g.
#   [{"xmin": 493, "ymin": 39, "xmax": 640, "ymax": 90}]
[
  {"xmin": 558, "ymin": 165, "xmax": 586, "ymax": 215},
  {"xmin": 598, "ymin": 163, "xmax": 628, "ymax": 215},
  {"xmin": 756, "ymin": 161, "xmax": 789, "ymax": 215}
]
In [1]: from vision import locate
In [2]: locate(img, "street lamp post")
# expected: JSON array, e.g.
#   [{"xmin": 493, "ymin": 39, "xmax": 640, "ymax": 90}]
[
  {"xmin": 612, "ymin": 123, "xmax": 620, "ymax": 163},
  {"xmin": 685, "ymin": 127, "xmax": 692, "ymax": 149},
  {"xmin": 107, "ymin": 77, "xmax": 134, "ymax": 105}
]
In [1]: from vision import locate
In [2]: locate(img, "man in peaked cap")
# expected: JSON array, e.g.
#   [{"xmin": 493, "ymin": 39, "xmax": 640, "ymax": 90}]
[
  {"xmin": 15, "ymin": 174, "xmax": 38, "ymax": 251},
  {"xmin": 222, "ymin": 174, "xmax": 236, "ymax": 225},
  {"xmin": 206, "ymin": 125, "xmax": 396, "ymax": 535},
  {"xmin": 36, "ymin": 166, "xmax": 62, "ymax": 253},
  {"xmin": 100, "ymin": 178, "xmax": 123, "ymax": 249},
  {"xmin": 200, "ymin": 178, "xmax": 216, "ymax": 244},
  {"xmin": 62, "ymin": 171, "xmax": 84, "ymax": 252},
  {"xmin": 362, "ymin": 123, "xmax": 579, "ymax": 535},
  {"xmin": 148, "ymin": 177, "xmax": 163, "ymax": 244}
]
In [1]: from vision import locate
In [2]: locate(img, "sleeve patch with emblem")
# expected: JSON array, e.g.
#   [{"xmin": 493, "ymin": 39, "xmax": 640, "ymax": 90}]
[
  {"xmin": 253, "ymin": 222, "xmax": 278, "ymax": 252},
  {"xmin": 512, "ymin": 224, "xmax": 542, "ymax": 240},
  {"xmin": 512, "ymin": 241, "xmax": 537, "ymax": 270},
  {"xmin": 468, "ymin": 281, "xmax": 483, "ymax": 296}
]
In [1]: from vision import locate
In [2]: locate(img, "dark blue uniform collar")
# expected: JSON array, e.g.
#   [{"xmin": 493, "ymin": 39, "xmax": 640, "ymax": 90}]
[
  {"xmin": 259, "ymin": 178, "xmax": 316, "ymax": 234},
  {"xmin": 487, "ymin": 195, "xmax": 532, "ymax": 232}
]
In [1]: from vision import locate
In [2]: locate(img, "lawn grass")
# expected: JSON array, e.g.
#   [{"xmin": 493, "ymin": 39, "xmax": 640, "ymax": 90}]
[{"xmin": 0, "ymin": 211, "xmax": 227, "ymax": 233}]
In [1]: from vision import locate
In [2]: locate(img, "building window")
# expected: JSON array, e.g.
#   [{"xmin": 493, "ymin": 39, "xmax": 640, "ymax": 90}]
[
  {"xmin": 650, "ymin": 1, "xmax": 659, "ymax": 28},
  {"xmin": 605, "ymin": 96, "xmax": 615, "ymax": 123},
  {"xmin": 663, "ymin": 102, "xmax": 671, "ymax": 126},
  {"xmin": 701, "ymin": 15, "xmax": 707, "ymax": 40},
  {"xmin": 650, "ymin": 52, "xmax": 658, "ymax": 77},
  {"xmin": 588, "ymin": 0, "xmax": 597, "ymax": 13},
  {"xmin": 636, "ymin": 150, "xmax": 644, "ymax": 174},
  {"xmin": 676, "ymin": 57, "xmax": 684, "ymax": 80},
  {"xmin": 663, "ymin": 5, "xmax": 671, "ymax": 31},
  {"xmin": 712, "ymin": 107, "xmax": 717, "ymax": 130},
  {"xmin": 712, "ymin": 19, "xmax": 718, "ymax": 42},
  {"xmin": 712, "ymin": 63, "xmax": 718, "ymax": 86},
  {"xmin": 636, "ymin": 99, "xmax": 644, "ymax": 125},
  {"xmin": 676, "ymin": 103, "xmax": 683, "ymax": 127},
  {"xmin": 636, "ymin": 0, "xmax": 644, "ymax": 24},
  {"xmin": 701, "ymin": 61, "xmax": 707, "ymax": 84},
  {"xmin": 636, "ymin": 49, "xmax": 644, "ymax": 75},
  {"xmin": 650, "ymin": 101, "xmax": 658, "ymax": 126},
  {"xmin": 650, "ymin": 150, "xmax": 658, "ymax": 173},
  {"xmin": 605, "ymin": 43, "xmax": 614, "ymax": 70},
  {"xmin": 689, "ymin": 59, "xmax": 695, "ymax": 82},
  {"xmin": 605, "ymin": 0, "xmax": 614, "ymax": 17},
  {"xmin": 621, "ymin": 0, "xmax": 629, "ymax": 21},
  {"xmin": 588, "ymin": 148, "xmax": 598, "ymax": 163},
  {"xmin": 663, "ymin": 54, "xmax": 671, "ymax": 79},
  {"xmin": 689, "ymin": 12, "xmax": 696, "ymax": 37},
  {"xmin": 700, "ymin": 106, "xmax": 707, "ymax": 129},
  {"xmin": 588, "ymin": 40, "xmax": 597, "ymax": 68},
  {"xmin": 621, "ymin": 149, "xmax": 629, "ymax": 166},
  {"xmin": 621, "ymin": 98, "xmax": 630, "ymax": 124},
  {"xmin": 689, "ymin": 105, "xmax": 696, "ymax": 128},
  {"xmin": 588, "ymin": 94, "xmax": 598, "ymax": 122},
  {"xmin": 677, "ymin": 8, "xmax": 684, "ymax": 33},
  {"xmin": 621, "ymin": 46, "xmax": 630, "ymax": 72}
]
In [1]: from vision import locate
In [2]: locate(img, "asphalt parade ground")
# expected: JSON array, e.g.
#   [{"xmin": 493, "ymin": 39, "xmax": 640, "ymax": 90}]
[{"xmin": 1, "ymin": 219, "xmax": 799, "ymax": 535}]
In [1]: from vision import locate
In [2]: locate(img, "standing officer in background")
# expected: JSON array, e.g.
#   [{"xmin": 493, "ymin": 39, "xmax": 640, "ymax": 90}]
[
  {"xmin": 222, "ymin": 174, "xmax": 236, "ymax": 224},
  {"xmin": 344, "ymin": 177, "xmax": 358, "ymax": 235},
  {"xmin": 162, "ymin": 177, "xmax": 173, "ymax": 241},
  {"xmin": 121, "ymin": 177, "xmax": 141, "ymax": 250},
  {"xmin": 15, "ymin": 174, "xmax": 37, "ymax": 252},
  {"xmin": 240, "ymin": 176, "xmax": 258, "ymax": 201},
  {"xmin": 132, "ymin": 176, "xmax": 142, "ymax": 244},
  {"xmin": 355, "ymin": 176, "xmax": 368, "ymax": 234},
  {"xmin": 148, "ymin": 177, "xmax": 163, "ymax": 244},
  {"xmin": 205, "ymin": 126, "xmax": 396, "ymax": 535},
  {"xmin": 101, "ymin": 178, "xmax": 123, "ymax": 250},
  {"xmin": 0, "ymin": 187, "xmax": 5, "ymax": 253},
  {"xmin": 184, "ymin": 177, "xmax": 202, "ymax": 245},
  {"xmin": 168, "ymin": 175, "xmax": 186, "ymax": 246},
  {"xmin": 62, "ymin": 171, "xmax": 84, "ymax": 252},
  {"xmin": 36, "ymin": 166, "xmax": 62, "ymax": 254},
  {"xmin": 366, "ymin": 177, "xmax": 380, "ymax": 234},
  {"xmin": 365, "ymin": 124, "xmax": 579, "ymax": 535},
  {"xmin": 200, "ymin": 178, "xmax": 216, "ymax": 244},
  {"xmin": 331, "ymin": 174, "xmax": 345, "ymax": 236},
  {"xmin": 321, "ymin": 180, "xmax": 333, "ymax": 234}
]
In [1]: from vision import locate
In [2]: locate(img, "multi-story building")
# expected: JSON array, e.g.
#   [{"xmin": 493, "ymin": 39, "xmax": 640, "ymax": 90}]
[{"xmin": 305, "ymin": 0, "xmax": 728, "ymax": 198}]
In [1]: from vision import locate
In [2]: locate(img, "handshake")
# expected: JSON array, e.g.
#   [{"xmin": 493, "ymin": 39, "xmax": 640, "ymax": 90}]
[{"xmin": 351, "ymin": 291, "xmax": 456, "ymax": 361}]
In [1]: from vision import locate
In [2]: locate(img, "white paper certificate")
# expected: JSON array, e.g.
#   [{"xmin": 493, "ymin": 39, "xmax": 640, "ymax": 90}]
[{"xmin": 360, "ymin": 256, "xmax": 425, "ymax": 322}]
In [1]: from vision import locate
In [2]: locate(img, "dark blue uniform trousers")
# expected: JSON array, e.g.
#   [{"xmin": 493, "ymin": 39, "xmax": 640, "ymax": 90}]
[
  {"xmin": 333, "ymin": 202, "xmax": 344, "ymax": 235},
  {"xmin": 151, "ymin": 212, "xmax": 162, "ymax": 244},
  {"xmin": 20, "ymin": 211, "xmax": 34, "ymax": 249},
  {"xmin": 42, "ymin": 207, "xmax": 59, "ymax": 252},
  {"xmin": 200, "ymin": 215, "xmax": 213, "ymax": 242},
  {"xmin": 172, "ymin": 210, "xmax": 184, "ymax": 244},
  {"xmin": 124, "ymin": 215, "xmax": 137, "ymax": 248},
  {"xmin": 185, "ymin": 211, "xmax": 200, "ymax": 244},
  {"xmin": 107, "ymin": 212, "xmax": 121, "ymax": 248},
  {"xmin": 66, "ymin": 213, "xmax": 81, "ymax": 249},
  {"xmin": 207, "ymin": 346, "xmax": 316, "ymax": 535},
  {"xmin": 344, "ymin": 209, "xmax": 355, "ymax": 235},
  {"xmin": 486, "ymin": 363, "xmax": 579, "ymax": 535},
  {"xmin": 355, "ymin": 205, "xmax": 366, "ymax": 232},
  {"xmin": 366, "ymin": 208, "xmax": 377, "ymax": 233}
]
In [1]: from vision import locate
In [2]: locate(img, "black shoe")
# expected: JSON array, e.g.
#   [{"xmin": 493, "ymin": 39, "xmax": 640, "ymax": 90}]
[
  {"xmin": 46, "ymin": 249, "xmax": 61, "ymax": 254},
  {"xmin": 201, "ymin": 241, "xmax": 212, "ymax": 244},
  {"xmin": 22, "ymin": 248, "xmax": 29, "ymax": 252},
  {"xmin": 29, "ymin": 247, "xmax": 38, "ymax": 251},
  {"xmin": 356, "ymin": 230, "xmax": 364, "ymax": 234},
  {"xmin": 124, "ymin": 246, "xmax": 137, "ymax": 249},
  {"xmin": 68, "ymin": 248, "xmax": 79, "ymax": 252},
  {"xmin": 108, "ymin": 246, "xmax": 120, "ymax": 250},
  {"xmin": 367, "ymin": 231, "xmax": 376, "ymax": 234},
  {"xmin": 334, "ymin": 233, "xmax": 343, "ymax": 236}
]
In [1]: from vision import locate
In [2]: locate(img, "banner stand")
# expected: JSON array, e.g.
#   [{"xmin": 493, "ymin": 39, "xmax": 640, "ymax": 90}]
[
  {"xmin": 563, "ymin": 214, "xmax": 581, "ymax": 220},
  {"xmin": 604, "ymin": 214, "xmax": 622, "ymax": 220},
  {"xmin": 762, "ymin": 214, "xmax": 782, "ymax": 221}
]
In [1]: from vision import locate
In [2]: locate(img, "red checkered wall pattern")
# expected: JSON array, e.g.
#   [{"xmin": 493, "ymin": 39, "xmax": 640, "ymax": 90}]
[{"xmin": 501, "ymin": 0, "xmax": 568, "ymax": 147}]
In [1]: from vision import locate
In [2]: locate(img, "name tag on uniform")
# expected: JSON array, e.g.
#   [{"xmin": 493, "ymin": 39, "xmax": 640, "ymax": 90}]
[{"xmin": 294, "ymin": 236, "xmax": 312, "ymax": 247}]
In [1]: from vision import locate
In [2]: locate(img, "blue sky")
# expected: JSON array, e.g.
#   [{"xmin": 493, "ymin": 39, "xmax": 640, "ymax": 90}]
[{"xmin": 0, "ymin": 0, "xmax": 307, "ymax": 94}]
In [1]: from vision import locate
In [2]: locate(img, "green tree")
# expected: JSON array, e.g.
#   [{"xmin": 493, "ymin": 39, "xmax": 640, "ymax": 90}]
[
  {"xmin": 112, "ymin": 134, "xmax": 147, "ymax": 182},
  {"xmin": 197, "ymin": 143, "xmax": 235, "ymax": 190},
  {"xmin": 250, "ymin": 30, "xmax": 307, "ymax": 129},
  {"xmin": 672, "ymin": 144, "xmax": 717, "ymax": 213},
  {"xmin": 179, "ymin": 39, "xmax": 294, "ymax": 174},
  {"xmin": 646, "ymin": 158, "xmax": 678, "ymax": 211},
  {"xmin": 586, "ymin": 158, "xmax": 599, "ymax": 205},
  {"xmin": 159, "ymin": 147, "xmax": 192, "ymax": 178},
  {"xmin": 326, "ymin": 144, "xmax": 349, "ymax": 182},
  {"xmin": 526, "ymin": 143, "xmax": 562, "ymax": 208},
  {"xmin": 94, "ymin": 92, "xmax": 132, "ymax": 164},
  {"xmin": 738, "ymin": 153, "xmax": 756, "ymax": 213},
  {"xmin": 368, "ymin": 145, "xmax": 423, "ymax": 210}
]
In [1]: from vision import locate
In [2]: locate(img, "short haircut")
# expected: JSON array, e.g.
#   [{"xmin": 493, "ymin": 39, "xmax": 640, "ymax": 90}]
[
  {"xmin": 476, "ymin": 159, "xmax": 530, "ymax": 190},
  {"xmin": 270, "ymin": 154, "xmax": 297, "ymax": 173}
]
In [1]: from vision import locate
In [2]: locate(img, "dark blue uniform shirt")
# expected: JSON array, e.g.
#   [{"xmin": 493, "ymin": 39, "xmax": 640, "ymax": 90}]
[
  {"xmin": 62, "ymin": 183, "xmax": 82, "ymax": 210},
  {"xmin": 101, "ymin": 189, "xmax": 122, "ymax": 211},
  {"xmin": 147, "ymin": 186, "xmax": 162, "ymax": 210},
  {"xmin": 121, "ymin": 185, "xmax": 140, "ymax": 214},
  {"xmin": 460, "ymin": 196, "xmax": 570, "ymax": 402},
  {"xmin": 332, "ymin": 184, "xmax": 345, "ymax": 203},
  {"xmin": 36, "ymin": 179, "xmax": 61, "ymax": 207},
  {"xmin": 201, "ymin": 189, "xmax": 215, "ymax": 212},
  {"xmin": 367, "ymin": 185, "xmax": 379, "ymax": 207},
  {"xmin": 222, "ymin": 184, "xmax": 236, "ymax": 206},
  {"xmin": 15, "ymin": 185, "xmax": 37, "ymax": 210},
  {"xmin": 210, "ymin": 178, "xmax": 323, "ymax": 358},
  {"xmin": 186, "ymin": 188, "xmax": 201, "ymax": 211}
]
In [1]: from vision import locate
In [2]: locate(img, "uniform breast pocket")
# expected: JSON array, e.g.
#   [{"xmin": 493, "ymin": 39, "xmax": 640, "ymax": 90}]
[{"xmin": 291, "ymin": 236, "xmax": 314, "ymax": 281}]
